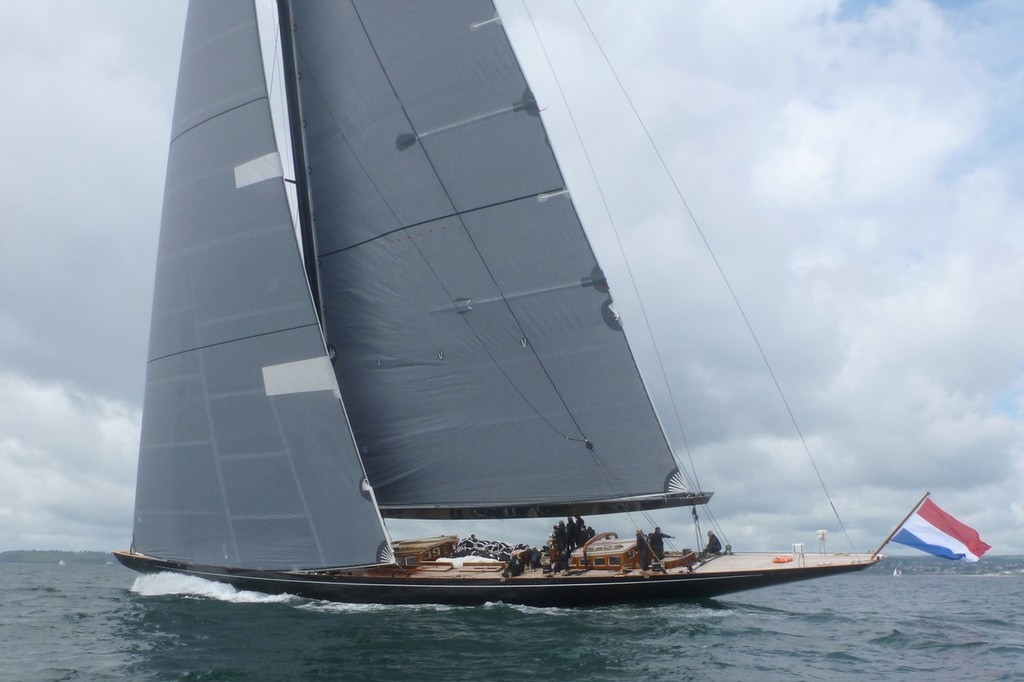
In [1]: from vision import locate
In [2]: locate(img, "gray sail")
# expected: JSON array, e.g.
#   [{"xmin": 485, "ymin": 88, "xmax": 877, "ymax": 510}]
[
  {"xmin": 131, "ymin": 0, "xmax": 391, "ymax": 570},
  {"xmin": 284, "ymin": 0, "xmax": 701, "ymax": 517}
]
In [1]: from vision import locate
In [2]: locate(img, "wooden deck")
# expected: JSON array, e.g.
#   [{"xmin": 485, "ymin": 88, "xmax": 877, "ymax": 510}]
[
  {"xmin": 689, "ymin": 551, "xmax": 878, "ymax": 574},
  {"xmin": 378, "ymin": 550, "xmax": 880, "ymax": 582}
]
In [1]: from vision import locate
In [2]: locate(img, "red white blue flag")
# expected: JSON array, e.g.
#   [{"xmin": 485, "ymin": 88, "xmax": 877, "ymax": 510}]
[{"xmin": 892, "ymin": 498, "xmax": 991, "ymax": 561}]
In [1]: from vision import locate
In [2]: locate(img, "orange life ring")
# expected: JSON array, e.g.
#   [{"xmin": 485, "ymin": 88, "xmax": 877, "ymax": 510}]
[{"xmin": 772, "ymin": 556, "xmax": 794, "ymax": 564}]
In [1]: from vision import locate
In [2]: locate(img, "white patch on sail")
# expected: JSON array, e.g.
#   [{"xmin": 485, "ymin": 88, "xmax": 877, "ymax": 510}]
[
  {"xmin": 262, "ymin": 356, "xmax": 339, "ymax": 398},
  {"xmin": 234, "ymin": 151, "xmax": 282, "ymax": 188}
]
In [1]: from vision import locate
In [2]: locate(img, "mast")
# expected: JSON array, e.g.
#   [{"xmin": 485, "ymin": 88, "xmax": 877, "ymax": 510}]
[{"xmin": 275, "ymin": 0, "xmax": 322, "ymax": 322}]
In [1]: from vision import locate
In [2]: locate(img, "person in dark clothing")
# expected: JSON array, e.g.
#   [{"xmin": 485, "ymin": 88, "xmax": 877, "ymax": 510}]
[
  {"xmin": 523, "ymin": 547, "xmax": 541, "ymax": 569},
  {"xmin": 705, "ymin": 531, "xmax": 722, "ymax": 556},
  {"xmin": 566, "ymin": 516, "xmax": 578, "ymax": 552},
  {"xmin": 551, "ymin": 550, "xmax": 570, "ymax": 574},
  {"xmin": 635, "ymin": 529, "xmax": 651, "ymax": 570},
  {"xmin": 574, "ymin": 516, "xmax": 587, "ymax": 546},
  {"xmin": 648, "ymin": 526, "xmax": 673, "ymax": 560},
  {"xmin": 502, "ymin": 553, "xmax": 524, "ymax": 578},
  {"xmin": 554, "ymin": 522, "xmax": 568, "ymax": 555}
]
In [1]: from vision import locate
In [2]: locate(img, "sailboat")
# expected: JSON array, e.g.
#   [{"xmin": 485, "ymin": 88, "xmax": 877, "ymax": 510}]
[{"xmin": 115, "ymin": 0, "xmax": 881, "ymax": 607}]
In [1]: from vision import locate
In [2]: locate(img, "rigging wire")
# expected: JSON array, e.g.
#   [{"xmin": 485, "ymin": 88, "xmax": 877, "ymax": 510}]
[
  {"xmin": 564, "ymin": 1, "xmax": 854, "ymax": 551},
  {"xmin": 520, "ymin": 1, "xmax": 701, "ymax": 496},
  {"xmin": 581, "ymin": 437, "xmax": 719, "ymax": 557},
  {"xmin": 520, "ymin": 2, "xmax": 723, "ymax": 552}
]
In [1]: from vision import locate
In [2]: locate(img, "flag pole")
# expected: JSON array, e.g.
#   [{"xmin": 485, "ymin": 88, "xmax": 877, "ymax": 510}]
[{"xmin": 870, "ymin": 491, "xmax": 930, "ymax": 560}]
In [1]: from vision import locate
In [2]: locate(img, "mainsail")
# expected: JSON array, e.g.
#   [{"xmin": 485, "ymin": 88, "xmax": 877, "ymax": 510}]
[
  {"xmin": 132, "ymin": 1, "xmax": 390, "ymax": 570},
  {"xmin": 283, "ymin": 0, "xmax": 698, "ymax": 518}
]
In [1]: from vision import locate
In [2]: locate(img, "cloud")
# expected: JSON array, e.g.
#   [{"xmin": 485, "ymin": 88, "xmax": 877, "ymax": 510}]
[
  {"xmin": 750, "ymin": 2, "xmax": 987, "ymax": 209},
  {"xmin": 501, "ymin": 0, "xmax": 1022, "ymax": 553},
  {"xmin": 0, "ymin": 373, "xmax": 139, "ymax": 551},
  {"xmin": 0, "ymin": 1, "xmax": 182, "ymax": 403},
  {"xmin": 0, "ymin": 0, "xmax": 1019, "ymax": 558}
]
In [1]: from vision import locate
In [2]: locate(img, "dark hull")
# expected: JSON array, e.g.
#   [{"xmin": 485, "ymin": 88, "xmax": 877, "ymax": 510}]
[{"xmin": 115, "ymin": 551, "xmax": 880, "ymax": 607}]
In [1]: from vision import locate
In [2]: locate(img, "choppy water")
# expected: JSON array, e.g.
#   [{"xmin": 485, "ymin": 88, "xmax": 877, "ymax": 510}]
[{"xmin": 1, "ymin": 558, "xmax": 1022, "ymax": 681}]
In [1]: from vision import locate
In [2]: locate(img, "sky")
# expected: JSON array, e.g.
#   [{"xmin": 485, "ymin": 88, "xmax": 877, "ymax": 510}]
[{"xmin": 0, "ymin": 0, "xmax": 1021, "ymax": 558}]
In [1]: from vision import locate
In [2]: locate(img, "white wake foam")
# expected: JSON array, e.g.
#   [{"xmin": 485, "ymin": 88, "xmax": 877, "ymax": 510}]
[
  {"xmin": 130, "ymin": 572, "xmax": 295, "ymax": 604},
  {"xmin": 299, "ymin": 600, "xmax": 458, "ymax": 615}
]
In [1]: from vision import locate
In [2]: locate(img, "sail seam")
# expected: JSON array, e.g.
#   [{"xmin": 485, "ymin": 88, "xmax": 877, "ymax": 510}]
[
  {"xmin": 168, "ymin": 95, "xmax": 270, "ymax": 146},
  {"xmin": 317, "ymin": 186, "xmax": 567, "ymax": 258},
  {"xmin": 146, "ymin": 322, "xmax": 320, "ymax": 365},
  {"xmin": 230, "ymin": 514, "xmax": 310, "ymax": 521},
  {"xmin": 193, "ymin": 311, "xmax": 240, "ymax": 567},
  {"xmin": 217, "ymin": 450, "xmax": 289, "ymax": 461},
  {"xmin": 135, "ymin": 510, "xmax": 223, "ymax": 517}
]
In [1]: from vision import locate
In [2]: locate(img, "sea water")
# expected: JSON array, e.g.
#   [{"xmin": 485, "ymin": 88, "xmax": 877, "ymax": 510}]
[{"xmin": 1, "ymin": 558, "xmax": 1022, "ymax": 681}]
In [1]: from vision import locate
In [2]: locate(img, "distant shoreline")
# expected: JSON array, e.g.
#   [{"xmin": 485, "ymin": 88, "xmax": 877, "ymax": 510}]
[{"xmin": 0, "ymin": 550, "xmax": 114, "ymax": 565}]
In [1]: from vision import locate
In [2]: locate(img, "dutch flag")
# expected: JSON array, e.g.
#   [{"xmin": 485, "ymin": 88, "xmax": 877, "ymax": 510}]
[{"xmin": 892, "ymin": 497, "xmax": 991, "ymax": 562}]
